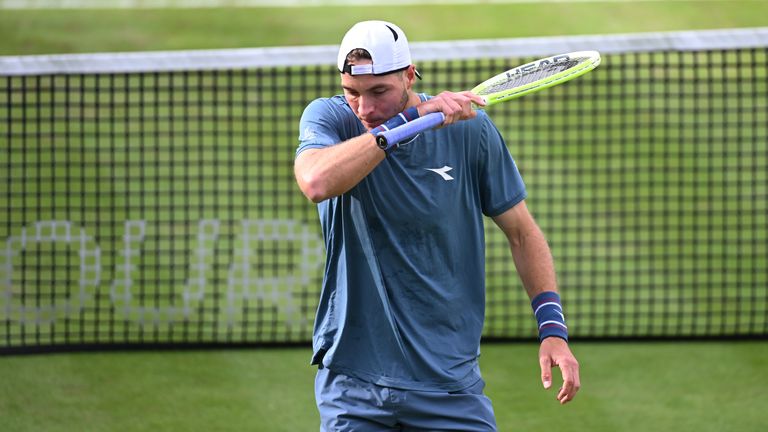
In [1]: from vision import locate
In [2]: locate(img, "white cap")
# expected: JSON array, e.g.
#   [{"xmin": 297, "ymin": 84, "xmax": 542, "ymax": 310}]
[{"xmin": 337, "ymin": 20, "xmax": 421, "ymax": 79}]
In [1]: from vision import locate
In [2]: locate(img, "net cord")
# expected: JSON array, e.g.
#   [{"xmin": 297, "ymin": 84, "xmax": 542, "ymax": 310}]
[{"xmin": 1, "ymin": 27, "xmax": 767, "ymax": 76}]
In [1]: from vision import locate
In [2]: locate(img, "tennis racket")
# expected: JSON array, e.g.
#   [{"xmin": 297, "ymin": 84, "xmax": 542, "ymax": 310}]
[{"xmin": 375, "ymin": 50, "xmax": 601, "ymax": 148}]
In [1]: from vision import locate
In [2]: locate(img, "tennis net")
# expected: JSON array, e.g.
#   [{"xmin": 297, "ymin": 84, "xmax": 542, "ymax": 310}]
[{"xmin": 2, "ymin": 28, "xmax": 767, "ymax": 353}]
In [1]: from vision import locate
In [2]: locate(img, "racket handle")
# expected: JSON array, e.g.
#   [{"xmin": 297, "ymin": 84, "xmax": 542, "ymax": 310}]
[{"xmin": 375, "ymin": 112, "xmax": 445, "ymax": 150}]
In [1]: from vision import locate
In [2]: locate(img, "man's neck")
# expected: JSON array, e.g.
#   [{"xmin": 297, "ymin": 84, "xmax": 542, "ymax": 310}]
[{"xmin": 405, "ymin": 91, "xmax": 422, "ymax": 110}]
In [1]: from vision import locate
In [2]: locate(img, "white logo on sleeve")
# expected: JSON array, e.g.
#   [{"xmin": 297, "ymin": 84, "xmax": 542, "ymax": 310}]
[
  {"xmin": 301, "ymin": 126, "xmax": 317, "ymax": 141},
  {"xmin": 426, "ymin": 166, "xmax": 454, "ymax": 181}
]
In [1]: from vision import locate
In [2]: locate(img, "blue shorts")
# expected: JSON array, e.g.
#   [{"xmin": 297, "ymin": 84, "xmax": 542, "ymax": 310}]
[{"xmin": 315, "ymin": 367, "xmax": 497, "ymax": 431}]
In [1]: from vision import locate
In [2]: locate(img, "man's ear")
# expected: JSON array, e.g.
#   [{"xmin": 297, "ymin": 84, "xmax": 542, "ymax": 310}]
[{"xmin": 405, "ymin": 65, "xmax": 418, "ymax": 88}]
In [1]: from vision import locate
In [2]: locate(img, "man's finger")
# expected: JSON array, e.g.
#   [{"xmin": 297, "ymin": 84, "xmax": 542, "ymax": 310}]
[
  {"xmin": 556, "ymin": 362, "xmax": 580, "ymax": 404},
  {"xmin": 539, "ymin": 356, "xmax": 553, "ymax": 389},
  {"xmin": 463, "ymin": 91, "xmax": 487, "ymax": 106}
]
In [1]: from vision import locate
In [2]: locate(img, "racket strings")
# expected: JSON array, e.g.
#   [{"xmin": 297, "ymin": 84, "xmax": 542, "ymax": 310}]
[{"xmin": 478, "ymin": 59, "xmax": 583, "ymax": 95}]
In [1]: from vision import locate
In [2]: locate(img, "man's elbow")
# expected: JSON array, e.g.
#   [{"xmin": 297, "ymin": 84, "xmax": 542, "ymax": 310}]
[{"xmin": 297, "ymin": 171, "xmax": 331, "ymax": 203}]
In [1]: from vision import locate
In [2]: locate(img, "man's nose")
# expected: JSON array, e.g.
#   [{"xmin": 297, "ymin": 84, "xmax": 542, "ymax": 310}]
[{"xmin": 357, "ymin": 96, "xmax": 375, "ymax": 117}]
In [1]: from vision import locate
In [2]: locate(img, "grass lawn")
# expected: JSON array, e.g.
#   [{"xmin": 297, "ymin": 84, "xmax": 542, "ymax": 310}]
[
  {"xmin": 1, "ymin": 341, "xmax": 766, "ymax": 431},
  {"xmin": 1, "ymin": 1, "xmax": 768, "ymax": 55}
]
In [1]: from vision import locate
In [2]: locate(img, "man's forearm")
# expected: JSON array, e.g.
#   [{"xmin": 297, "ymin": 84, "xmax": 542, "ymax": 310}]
[
  {"xmin": 294, "ymin": 133, "xmax": 385, "ymax": 203},
  {"xmin": 510, "ymin": 223, "xmax": 559, "ymax": 299}
]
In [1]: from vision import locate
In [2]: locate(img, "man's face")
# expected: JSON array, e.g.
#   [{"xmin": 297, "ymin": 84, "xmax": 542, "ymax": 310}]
[{"xmin": 341, "ymin": 61, "xmax": 412, "ymax": 131}]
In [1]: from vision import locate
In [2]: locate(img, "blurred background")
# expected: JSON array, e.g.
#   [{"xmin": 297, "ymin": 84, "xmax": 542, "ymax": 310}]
[{"xmin": 1, "ymin": 1, "xmax": 767, "ymax": 431}]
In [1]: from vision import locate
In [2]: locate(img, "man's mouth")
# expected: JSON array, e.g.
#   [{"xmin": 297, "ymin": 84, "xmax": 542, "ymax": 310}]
[{"xmin": 361, "ymin": 118, "xmax": 381, "ymax": 129}]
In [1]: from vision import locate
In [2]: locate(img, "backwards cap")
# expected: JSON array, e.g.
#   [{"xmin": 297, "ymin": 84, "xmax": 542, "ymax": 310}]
[{"xmin": 337, "ymin": 20, "xmax": 421, "ymax": 79}]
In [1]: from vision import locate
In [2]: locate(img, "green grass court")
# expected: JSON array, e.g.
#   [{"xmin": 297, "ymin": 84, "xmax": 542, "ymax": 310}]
[
  {"xmin": 1, "ymin": 1, "xmax": 767, "ymax": 430},
  {"xmin": 2, "ymin": 342, "xmax": 767, "ymax": 431},
  {"xmin": 2, "ymin": 1, "xmax": 768, "ymax": 55}
]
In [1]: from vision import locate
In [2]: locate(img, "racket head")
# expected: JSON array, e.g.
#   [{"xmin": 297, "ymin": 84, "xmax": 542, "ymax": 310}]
[{"xmin": 471, "ymin": 50, "xmax": 601, "ymax": 106}]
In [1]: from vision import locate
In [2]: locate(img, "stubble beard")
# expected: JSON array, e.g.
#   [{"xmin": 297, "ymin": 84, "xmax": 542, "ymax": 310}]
[{"xmin": 398, "ymin": 86, "xmax": 410, "ymax": 112}]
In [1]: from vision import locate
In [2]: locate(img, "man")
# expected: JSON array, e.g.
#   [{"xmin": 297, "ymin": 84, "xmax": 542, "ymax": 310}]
[{"xmin": 294, "ymin": 20, "xmax": 580, "ymax": 431}]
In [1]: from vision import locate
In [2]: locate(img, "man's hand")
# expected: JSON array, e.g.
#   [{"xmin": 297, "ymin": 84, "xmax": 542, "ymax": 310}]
[
  {"xmin": 539, "ymin": 337, "xmax": 581, "ymax": 404},
  {"xmin": 416, "ymin": 91, "xmax": 486, "ymax": 125}
]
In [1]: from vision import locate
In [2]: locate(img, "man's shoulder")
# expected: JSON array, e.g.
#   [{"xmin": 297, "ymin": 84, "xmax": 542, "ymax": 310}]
[
  {"xmin": 302, "ymin": 95, "xmax": 354, "ymax": 122},
  {"xmin": 306, "ymin": 95, "xmax": 349, "ymax": 110}
]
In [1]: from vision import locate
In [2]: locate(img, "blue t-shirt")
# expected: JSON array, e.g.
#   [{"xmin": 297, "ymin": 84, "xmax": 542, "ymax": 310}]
[{"xmin": 297, "ymin": 94, "xmax": 527, "ymax": 392}]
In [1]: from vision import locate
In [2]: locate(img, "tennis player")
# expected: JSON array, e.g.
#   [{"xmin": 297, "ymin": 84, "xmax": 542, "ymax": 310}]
[{"xmin": 294, "ymin": 20, "xmax": 580, "ymax": 431}]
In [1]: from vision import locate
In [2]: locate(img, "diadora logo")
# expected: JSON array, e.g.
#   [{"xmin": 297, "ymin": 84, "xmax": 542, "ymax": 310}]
[
  {"xmin": 426, "ymin": 166, "xmax": 454, "ymax": 181},
  {"xmin": 300, "ymin": 126, "xmax": 317, "ymax": 141}
]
